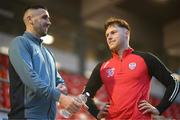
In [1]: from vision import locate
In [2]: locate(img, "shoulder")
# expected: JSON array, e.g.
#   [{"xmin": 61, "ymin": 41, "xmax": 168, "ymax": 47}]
[
  {"xmin": 9, "ymin": 35, "xmax": 31, "ymax": 53},
  {"xmin": 132, "ymin": 51, "xmax": 163, "ymax": 69},
  {"xmin": 11, "ymin": 35, "xmax": 29, "ymax": 46},
  {"xmin": 97, "ymin": 57, "xmax": 112, "ymax": 70},
  {"xmin": 132, "ymin": 51, "xmax": 152, "ymax": 56},
  {"xmin": 132, "ymin": 51, "xmax": 158, "ymax": 61}
]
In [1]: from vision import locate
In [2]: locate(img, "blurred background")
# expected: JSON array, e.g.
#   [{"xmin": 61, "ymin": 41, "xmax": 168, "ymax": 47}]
[{"xmin": 0, "ymin": 0, "xmax": 180, "ymax": 119}]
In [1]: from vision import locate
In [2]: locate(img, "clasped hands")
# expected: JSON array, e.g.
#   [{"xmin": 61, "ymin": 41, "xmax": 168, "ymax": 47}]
[{"xmin": 57, "ymin": 83, "xmax": 88, "ymax": 115}]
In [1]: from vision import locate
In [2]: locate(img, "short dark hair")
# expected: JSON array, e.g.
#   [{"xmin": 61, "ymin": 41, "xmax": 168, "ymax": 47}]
[
  {"xmin": 104, "ymin": 17, "xmax": 131, "ymax": 32},
  {"xmin": 24, "ymin": 5, "xmax": 47, "ymax": 12}
]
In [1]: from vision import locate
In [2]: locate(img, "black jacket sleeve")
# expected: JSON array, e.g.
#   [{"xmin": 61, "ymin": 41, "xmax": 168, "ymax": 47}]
[
  {"xmin": 83, "ymin": 62, "xmax": 103, "ymax": 118},
  {"xmin": 141, "ymin": 52, "xmax": 180, "ymax": 114}
]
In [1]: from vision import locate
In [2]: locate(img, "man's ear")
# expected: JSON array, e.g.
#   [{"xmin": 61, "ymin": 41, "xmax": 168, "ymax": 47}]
[
  {"xmin": 125, "ymin": 30, "xmax": 130, "ymax": 36},
  {"xmin": 27, "ymin": 15, "xmax": 33, "ymax": 24},
  {"xmin": 125, "ymin": 30, "xmax": 130, "ymax": 40}
]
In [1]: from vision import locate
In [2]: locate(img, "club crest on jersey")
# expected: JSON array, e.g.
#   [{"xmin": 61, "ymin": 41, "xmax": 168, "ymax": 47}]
[
  {"xmin": 106, "ymin": 68, "xmax": 115, "ymax": 77},
  {"xmin": 128, "ymin": 62, "xmax": 137, "ymax": 70}
]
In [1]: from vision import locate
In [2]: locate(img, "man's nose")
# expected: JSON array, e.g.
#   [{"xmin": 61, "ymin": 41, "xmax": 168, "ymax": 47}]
[
  {"xmin": 47, "ymin": 20, "xmax": 51, "ymax": 26},
  {"xmin": 108, "ymin": 35, "xmax": 112, "ymax": 41}
]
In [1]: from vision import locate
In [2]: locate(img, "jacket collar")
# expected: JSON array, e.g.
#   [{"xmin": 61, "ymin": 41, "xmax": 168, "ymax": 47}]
[{"xmin": 23, "ymin": 32, "xmax": 43, "ymax": 46}]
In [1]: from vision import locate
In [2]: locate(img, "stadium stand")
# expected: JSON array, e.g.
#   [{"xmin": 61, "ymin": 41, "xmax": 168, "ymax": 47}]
[{"xmin": 0, "ymin": 53, "xmax": 179, "ymax": 120}]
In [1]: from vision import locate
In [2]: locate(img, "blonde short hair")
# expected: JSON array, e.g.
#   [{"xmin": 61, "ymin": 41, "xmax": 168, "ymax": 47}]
[{"xmin": 104, "ymin": 17, "xmax": 131, "ymax": 32}]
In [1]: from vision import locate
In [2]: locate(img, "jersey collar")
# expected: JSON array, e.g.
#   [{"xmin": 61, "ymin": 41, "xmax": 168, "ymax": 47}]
[{"xmin": 112, "ymin": 47, "xmax": 134, "ymax": 59}]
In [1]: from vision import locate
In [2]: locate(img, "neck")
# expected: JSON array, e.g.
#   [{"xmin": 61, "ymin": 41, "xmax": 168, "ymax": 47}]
[
  {"xmin": 26, "ymin": 28, "xmax": 41, "ymax": 38},
  {"xmin": 117, "ymin": 44, "xmax": 129, "ymax": 58}
]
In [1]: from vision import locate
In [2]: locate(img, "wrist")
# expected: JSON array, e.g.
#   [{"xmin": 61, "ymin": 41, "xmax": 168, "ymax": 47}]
[
  {"xmin": 154, "ymin": 107, "xmax": 160, "ymax": 115},
  {"xmin": 59, "ymin": 93, "xmax": 66, "ymax": 103},
  {"xmin": 97, "ymin": 113, "xmax": 101, "ymax": 120}
]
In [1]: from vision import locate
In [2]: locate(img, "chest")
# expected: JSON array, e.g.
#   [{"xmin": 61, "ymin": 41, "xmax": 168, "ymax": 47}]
[
  {"xmin": 31, "ymin": 45, "xmax": 55, "ymax": 72},
  {"xmin": 100, "ymin": 55, "xmax": 150, "ymax": 84}
]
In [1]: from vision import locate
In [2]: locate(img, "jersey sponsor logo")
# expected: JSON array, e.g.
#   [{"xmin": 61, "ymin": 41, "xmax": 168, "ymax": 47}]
[
  {"xmin": 128, "ymin": 62, "xmax": 136, "ymax": 70},
  {"xmin": 106, "ymin": 68, "xmax": 115, "ymax": 77}
]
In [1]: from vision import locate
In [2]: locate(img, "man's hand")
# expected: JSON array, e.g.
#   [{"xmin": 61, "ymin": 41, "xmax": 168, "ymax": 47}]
[
  {"xmin": 59, "ymin": 94, "xmax": 81, "ymax": 114},
  {"xmin": 138, "ymin": 100, "xmax": 160, "ymax": 115},
  {"xmin": 57, "ymin": 83, "xmax": 68, "ymax": 95},
  {"xmin": 73, "ymin": 94, "xmax": 89, "ymax": 111},
  {"xmin": 97, "ymin": 103, "xmax": 110, "ymax": 120}
]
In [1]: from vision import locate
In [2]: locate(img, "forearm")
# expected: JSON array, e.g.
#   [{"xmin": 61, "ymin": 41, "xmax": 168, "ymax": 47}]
[
  {"xmin": 86, "ymin": 97, "xmax": 100, "ymax": 118},
  {"xmin": 156, "ymin": 79, "xmax": 180, "ymax": 114},
  {"xmin": 144, "ymin": 53, "xmax": 180, "ymax": 114},
  {"xmin": 83, "ymin": 62, "xmax": 103, "ymax": 118}
]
